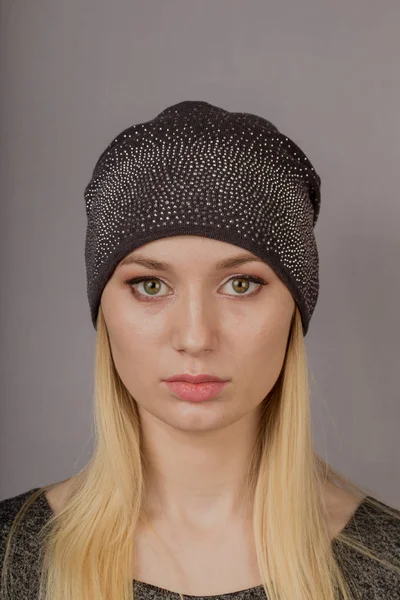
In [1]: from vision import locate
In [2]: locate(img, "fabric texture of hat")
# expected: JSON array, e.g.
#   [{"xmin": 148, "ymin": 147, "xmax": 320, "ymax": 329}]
[{"xmin": 84, "ymin": 100, "xmax": 321, "ymax": 335}]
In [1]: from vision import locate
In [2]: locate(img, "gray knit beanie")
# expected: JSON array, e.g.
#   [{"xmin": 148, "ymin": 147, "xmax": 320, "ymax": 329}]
[{"xmin": 84, "ymin": 100, "xmax": 321, "ymax": 335}]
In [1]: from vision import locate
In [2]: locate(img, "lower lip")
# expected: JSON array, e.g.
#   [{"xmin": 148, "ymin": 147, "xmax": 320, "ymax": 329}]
[{"xmin": 164, "ymin": 381, "xmax": 229, "ymax": 402}]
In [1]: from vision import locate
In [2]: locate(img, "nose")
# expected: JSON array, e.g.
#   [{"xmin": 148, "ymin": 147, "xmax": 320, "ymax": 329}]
[{"xmin": 171, "ymin": 291, "xmax": 217, "ymax": 355}]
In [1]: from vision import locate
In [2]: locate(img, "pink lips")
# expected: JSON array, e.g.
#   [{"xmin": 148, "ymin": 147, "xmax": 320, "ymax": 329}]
[{"xmin": 164, "ymin": 380, "xmax": 229, "ymax": 402}]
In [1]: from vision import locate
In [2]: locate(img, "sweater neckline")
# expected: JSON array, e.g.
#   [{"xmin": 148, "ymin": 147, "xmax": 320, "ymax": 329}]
[{"xmin": 33, "ymin": 488, "xmax": 370, "ymax": 598}]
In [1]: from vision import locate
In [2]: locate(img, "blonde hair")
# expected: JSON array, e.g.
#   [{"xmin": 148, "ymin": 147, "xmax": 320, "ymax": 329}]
[{"xmin": 1, "ymin": 305, "xmax": 400, "ymax": 600}]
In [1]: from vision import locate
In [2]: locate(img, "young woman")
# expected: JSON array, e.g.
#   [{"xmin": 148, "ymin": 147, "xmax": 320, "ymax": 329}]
[{"xmin": 1, "ymin": 100, "xmax": 399, "ymax": 600}]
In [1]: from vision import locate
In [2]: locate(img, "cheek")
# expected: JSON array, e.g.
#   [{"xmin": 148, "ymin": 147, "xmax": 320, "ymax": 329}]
[
  {"xmin": 107, "ymin": 330, "xmax": 159, "ymax": 410},
  {"xmin": 102, "ymin": 289, "xmax": 161, "ymax": 357},
  {"xmin": 106, "ymin": 319, "xmax": 158, "ymax": 385},
  {"xmin": 238, "ymin": 315, "xmax": 291, "ymax": 390}
]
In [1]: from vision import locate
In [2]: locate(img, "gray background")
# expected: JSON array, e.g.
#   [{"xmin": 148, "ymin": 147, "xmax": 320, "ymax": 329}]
[{"xmin": 1, "ymin": 1, "xmax": 399, "ymax": 505}]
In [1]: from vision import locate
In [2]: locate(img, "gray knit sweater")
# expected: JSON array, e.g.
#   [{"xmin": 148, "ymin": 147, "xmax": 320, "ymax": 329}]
[{"xmin": 1, "ymin": 488, "xmax": 399, "ymax": 599}]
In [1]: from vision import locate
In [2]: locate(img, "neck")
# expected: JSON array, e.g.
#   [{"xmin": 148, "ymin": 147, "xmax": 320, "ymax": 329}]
[{"xmin": 139, "ymin": 405, "xmax": 262, "ymax": 530}]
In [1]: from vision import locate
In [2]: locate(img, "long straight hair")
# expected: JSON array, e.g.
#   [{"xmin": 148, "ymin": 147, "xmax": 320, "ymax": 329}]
[{"xmin": 1, "ymin": 305, "xmax": 400, "ymax": 600}]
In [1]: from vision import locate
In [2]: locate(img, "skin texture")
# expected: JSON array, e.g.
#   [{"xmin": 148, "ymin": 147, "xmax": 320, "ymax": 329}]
[
  {"xmin": 100, "ymin": 236, "xmax": 295, "ymax": 522},
  {"xmin": 45, "ymin": 236, "xmax": 363, "ymax": 593}
]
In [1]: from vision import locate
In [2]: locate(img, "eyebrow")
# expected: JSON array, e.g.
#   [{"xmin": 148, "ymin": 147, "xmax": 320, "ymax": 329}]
[{"xmin": 118, "ymin": 252, "xmax": 270, "ymax": 273}]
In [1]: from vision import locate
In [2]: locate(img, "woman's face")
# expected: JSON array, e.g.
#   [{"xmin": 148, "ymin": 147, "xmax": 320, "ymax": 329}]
[{"xmin": 101, "ymin": 236, "xmax": 295, "ymax": 433}]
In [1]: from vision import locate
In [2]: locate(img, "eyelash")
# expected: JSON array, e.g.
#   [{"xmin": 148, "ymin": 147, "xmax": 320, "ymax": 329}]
[{"xmin": 124, "ymin": 275, "xmax": 268, "ymax": 302}]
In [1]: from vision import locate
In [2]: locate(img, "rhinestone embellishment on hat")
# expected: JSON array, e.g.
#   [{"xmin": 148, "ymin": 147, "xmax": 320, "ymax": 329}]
[{"xmin": 84, "ymin": 100, "xmax": 321, "ymax": 335}]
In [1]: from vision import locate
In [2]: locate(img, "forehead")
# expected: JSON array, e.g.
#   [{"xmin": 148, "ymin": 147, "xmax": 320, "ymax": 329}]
[{"xmin": 118, "ymin": 237, "xmax": 275, "ymax": 275}]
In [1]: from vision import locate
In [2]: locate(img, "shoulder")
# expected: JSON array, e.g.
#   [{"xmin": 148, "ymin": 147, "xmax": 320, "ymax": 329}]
[
  {"xmin": 347, "ymin": 495, "xmax": 400, "ymax": 557},
  {"xmin": 333, "ymin": 495, "xmax": 400, "ymax": 598},
  {"xmin": 1, "ymin": 486, "xmax": 54, "ymax": 551},
  {"xmin": 0, "ymin": 486, "xmax": 49, "ymax": 533},
  {"xmin": 0, "ymin": 487, "xmax": 40, "ymax": 540},
  {"xmin": 0, "ymin": 487, "xmax": 51, "ymax": 598}
]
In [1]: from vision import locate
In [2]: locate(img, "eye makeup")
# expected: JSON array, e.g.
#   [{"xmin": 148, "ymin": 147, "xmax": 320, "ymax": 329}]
[{"xmin": 123, "ymin": 274, "xmax": 268, "ymax": 302}]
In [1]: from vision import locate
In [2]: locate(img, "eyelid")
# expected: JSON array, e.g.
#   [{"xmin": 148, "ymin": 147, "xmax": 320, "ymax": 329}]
[
  {"xmin": 124, "ymin": 273, "xmax": 268, "ymax": 299},
  {"xmin": 123, "ymin": 273, "xmax": 267, "ymax": 286}
]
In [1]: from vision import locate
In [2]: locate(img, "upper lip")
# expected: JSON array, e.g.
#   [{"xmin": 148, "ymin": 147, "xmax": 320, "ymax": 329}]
[{"xmin": 164, "ymin": 373, "xmax": 228, "ymax": 383}]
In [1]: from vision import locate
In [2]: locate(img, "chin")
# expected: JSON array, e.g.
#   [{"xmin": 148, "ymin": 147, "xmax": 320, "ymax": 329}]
[{"xmin": 138, "ymin": 400, "xmax": 242, "ymax": 433}]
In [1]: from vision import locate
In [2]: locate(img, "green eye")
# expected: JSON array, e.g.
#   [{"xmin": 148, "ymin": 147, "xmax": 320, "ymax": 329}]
[
  {"xmin": 140, "ymin": 279, "xmax": 162, "ymax": 295},
  {"xmin": 125, "ymin": 275, "xmax": 267, "ymax": 301}
]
